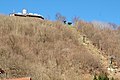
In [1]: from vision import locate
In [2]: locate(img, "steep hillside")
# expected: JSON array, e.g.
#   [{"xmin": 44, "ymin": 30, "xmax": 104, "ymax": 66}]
[
  {"xmin": 0, "ymin": 15, "xmax": 119, "ymax": 80},
  {"xmin": 75, "ymin": 20, "xmax": 120, "ymax": 79}
]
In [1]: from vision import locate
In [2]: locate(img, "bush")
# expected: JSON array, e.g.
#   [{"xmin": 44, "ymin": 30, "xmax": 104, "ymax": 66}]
[{"xmin": 93, "ymin": 72, "xmax": 116, "ymax": 80}]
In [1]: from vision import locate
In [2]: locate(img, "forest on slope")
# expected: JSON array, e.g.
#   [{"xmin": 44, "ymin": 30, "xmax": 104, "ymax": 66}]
[{"xmin": 0, "ymin": 15, "xmax": 120, "ymax": 80}]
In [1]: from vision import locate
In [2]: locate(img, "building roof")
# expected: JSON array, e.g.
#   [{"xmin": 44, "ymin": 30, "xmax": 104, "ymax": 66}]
[
  {"xmin": 2, "ymin": 77, "xmax": 31, "ymax": 80},
  {"xmin": 9, "ymin": 9, "xmax": 44, "ymax": 20}
]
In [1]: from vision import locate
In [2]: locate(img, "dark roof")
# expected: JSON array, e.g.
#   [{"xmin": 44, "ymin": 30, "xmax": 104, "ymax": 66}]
[
  {"xmin": 68, "ymin": 22, "xmax": 72, "ymax": 25},
  {"xmin": 10, "ymin": 13, "xmax": 44, "ymax": 20}
]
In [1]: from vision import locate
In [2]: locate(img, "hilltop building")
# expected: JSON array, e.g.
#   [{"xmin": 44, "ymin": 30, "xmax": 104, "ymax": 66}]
[{"xmin": 9, "ymin": 9, "xmax": 44, "ymax": 20}]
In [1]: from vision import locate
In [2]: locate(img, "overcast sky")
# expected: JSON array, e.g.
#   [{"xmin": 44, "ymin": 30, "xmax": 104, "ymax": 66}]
[{"xmin": 0, "ymin": 0, "xmax": 120, "ymax": 24}]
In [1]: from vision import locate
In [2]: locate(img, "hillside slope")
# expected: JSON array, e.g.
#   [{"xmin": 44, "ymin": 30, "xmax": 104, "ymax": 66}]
[{"xmin": 0, "ymin": 15, "xmax": 119, "ymax": 80}]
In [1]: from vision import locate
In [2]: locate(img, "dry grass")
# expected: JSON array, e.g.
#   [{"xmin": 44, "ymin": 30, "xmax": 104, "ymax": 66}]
[
  {"xmin": 75, "ymin": 20, "xmax": 120, "ymax": 67},
  {"xmin": 0, "ymin": 15, "xmax": 104, "ymax": 80}
]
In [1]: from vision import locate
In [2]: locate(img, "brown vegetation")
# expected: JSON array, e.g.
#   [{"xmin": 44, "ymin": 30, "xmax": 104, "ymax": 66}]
[
  {"xmin": 75, "ymin": 20, "xmax": 120, "ymax": 67},
  {"xmin": 0, "ymin": 15, "xmax": 119, "ymax": 80}
]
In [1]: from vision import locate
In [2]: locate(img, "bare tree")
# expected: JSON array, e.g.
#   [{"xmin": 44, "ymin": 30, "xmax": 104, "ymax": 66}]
[
  {"xmin": 55, "ymin": 13, "xmax": 66, "ymax": 22},
  {"xmin": 72, "ymin": 16, "xmax": 80, "ymax": 24}
]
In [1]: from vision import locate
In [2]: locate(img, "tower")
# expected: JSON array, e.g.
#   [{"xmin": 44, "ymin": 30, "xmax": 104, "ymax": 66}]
[{"xmin": 22, "ymin": 9, "xmax": 27, "ymax": 14}]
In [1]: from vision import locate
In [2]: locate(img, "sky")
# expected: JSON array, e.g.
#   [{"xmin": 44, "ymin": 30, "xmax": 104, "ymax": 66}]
[{"xmin": 0, "ymin": 0, "xmax": 120, "ymax": 25}]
